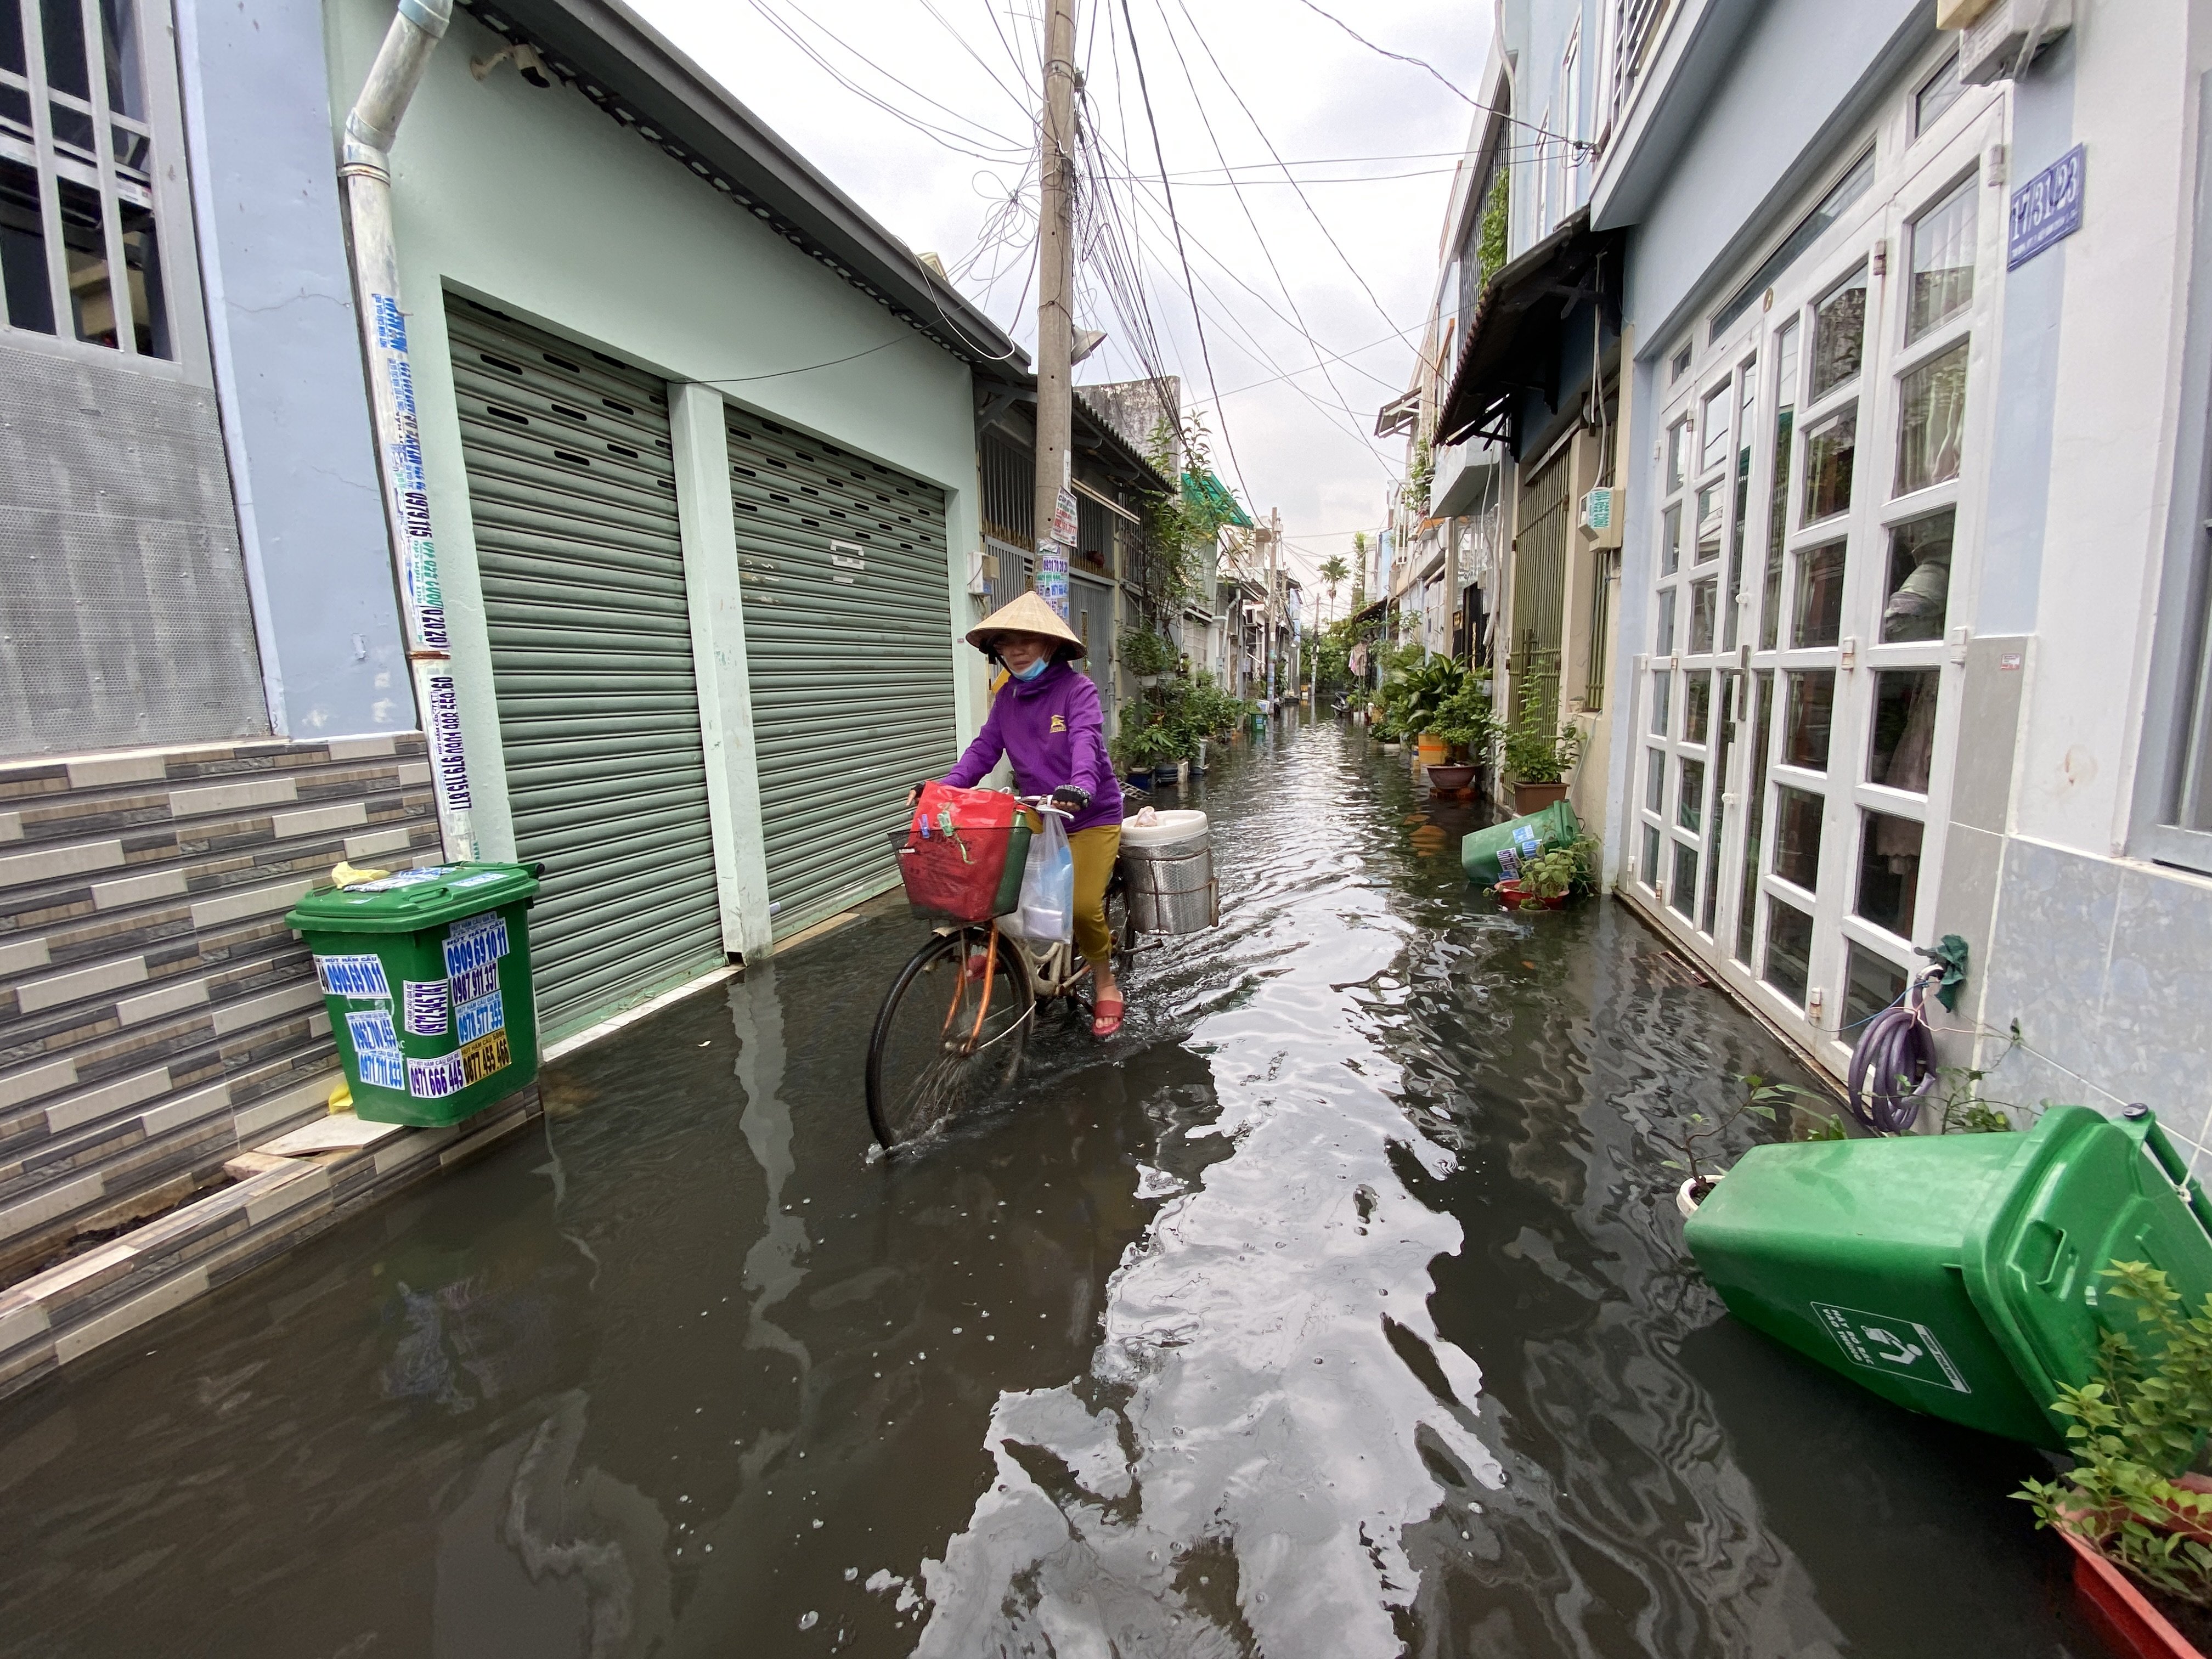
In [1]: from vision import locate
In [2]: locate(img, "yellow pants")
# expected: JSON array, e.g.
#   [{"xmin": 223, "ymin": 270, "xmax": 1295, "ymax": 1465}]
[{"xmin": 1069, "ymin": 825, "xmax": 1121, "ymax": 968}]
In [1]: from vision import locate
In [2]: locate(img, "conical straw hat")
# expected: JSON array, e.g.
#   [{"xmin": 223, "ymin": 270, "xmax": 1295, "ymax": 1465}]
[{"xmin": 965, "ymin": 588, "xmax": 1086, "ymax": 656}]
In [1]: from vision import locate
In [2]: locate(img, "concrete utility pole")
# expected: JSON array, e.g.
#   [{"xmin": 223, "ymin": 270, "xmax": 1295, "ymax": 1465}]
[{"xmin": 1031, "ymin": 0, "xmax": 1078, "ymax": 618}]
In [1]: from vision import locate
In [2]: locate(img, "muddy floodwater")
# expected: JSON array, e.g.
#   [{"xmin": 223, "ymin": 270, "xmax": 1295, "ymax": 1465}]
[{"xmin": 0, "ymin": 721, "xmax": 2108, "ymax": 1658}]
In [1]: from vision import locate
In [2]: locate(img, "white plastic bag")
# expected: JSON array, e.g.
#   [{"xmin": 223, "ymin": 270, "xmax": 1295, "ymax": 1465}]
[{"xmin": 1015, "ymin": 810, "xmax": 1075, "ymax": 945}]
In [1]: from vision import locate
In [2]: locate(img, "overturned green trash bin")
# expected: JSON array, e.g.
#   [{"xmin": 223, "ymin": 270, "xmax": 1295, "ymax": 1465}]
[
  {"xmin": 1684, "ymin": 1104, "xmax": 2212, "ymax": 1447},
  {"xmin": 1461, "ymin": 799, "xmax": 1580, "ymax": 887},
  {"xmin": 286, "ymin": 862, "xmax": 542, "ymax": 1127}
]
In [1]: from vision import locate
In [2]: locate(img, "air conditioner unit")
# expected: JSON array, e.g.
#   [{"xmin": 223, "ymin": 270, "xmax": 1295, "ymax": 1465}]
[
  {"xmin": 1577, "ymin": 487, "xmax": 1623, "ymax": 549},
  {"xmin": 1956, "ymin": 0, "xmax": 2073, "ymax": 85}
]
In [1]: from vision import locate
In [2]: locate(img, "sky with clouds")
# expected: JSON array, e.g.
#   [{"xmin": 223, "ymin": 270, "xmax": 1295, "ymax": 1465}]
[{"xmin": 628, "ymin": 0, "xmax": 1492, "ymax": 597}]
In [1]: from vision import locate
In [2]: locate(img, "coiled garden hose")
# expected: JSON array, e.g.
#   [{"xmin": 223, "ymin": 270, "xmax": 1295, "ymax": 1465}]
[{"xmin": 1844, "ymin": 971, "xmax": 1938, "ymax": 1133}]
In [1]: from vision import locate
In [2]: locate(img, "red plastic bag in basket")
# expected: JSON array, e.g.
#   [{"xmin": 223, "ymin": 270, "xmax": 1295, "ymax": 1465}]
[{"xmin": 899, "ymin": 783, "xmax": 1019, "ymax": 921}]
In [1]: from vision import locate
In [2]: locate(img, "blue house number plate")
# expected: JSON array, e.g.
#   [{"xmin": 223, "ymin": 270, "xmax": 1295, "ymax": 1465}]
[{"xmin": 2008, "ymin": 144, "xmax": 2085, "ymax": 269}]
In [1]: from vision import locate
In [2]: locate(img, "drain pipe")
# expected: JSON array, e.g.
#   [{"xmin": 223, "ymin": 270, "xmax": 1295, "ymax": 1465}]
[{"xmin": 338, "ymin": 0, "xmax": 477, "ymax": 861}]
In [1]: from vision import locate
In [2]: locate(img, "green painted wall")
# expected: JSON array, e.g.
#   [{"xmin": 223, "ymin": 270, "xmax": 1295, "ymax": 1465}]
[{"xmin": 324, "ymin": 0, "xmax": 988, "ymax": 894}]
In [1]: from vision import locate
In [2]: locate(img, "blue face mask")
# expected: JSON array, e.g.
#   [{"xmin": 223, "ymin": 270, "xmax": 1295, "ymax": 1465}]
[{"xmin": 1009, "ymin": 657, "xmax": 1050, "ymax": 682}]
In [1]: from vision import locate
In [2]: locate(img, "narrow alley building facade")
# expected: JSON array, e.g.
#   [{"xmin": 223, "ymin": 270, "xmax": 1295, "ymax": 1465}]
[
  {"xmin": 1, "ymin": 0, "xmax": 1024, "ymax": 1341},
  {"xmin": 1422, "ymin": 0, "xmax": 2212, "ymax": 1152}
]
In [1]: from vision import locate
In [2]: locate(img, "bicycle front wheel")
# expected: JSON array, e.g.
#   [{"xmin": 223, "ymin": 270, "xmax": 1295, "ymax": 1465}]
[{"xmin": 865, "ymin": 927, "xmax": 1034, "ymax": 1149}]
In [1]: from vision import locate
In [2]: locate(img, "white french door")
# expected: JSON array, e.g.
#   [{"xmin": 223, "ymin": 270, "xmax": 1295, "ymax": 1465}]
[{"xmin": 1630, "ymin": 71, "xmax": 2004, "ymax": 1062}]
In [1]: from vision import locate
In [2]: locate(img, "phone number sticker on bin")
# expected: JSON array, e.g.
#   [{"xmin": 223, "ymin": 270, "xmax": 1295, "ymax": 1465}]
[
  {"xmin": 346, "ymin": 1009, "xmax": 401, "ymax": 1058},
  {"xmin": 443, "ymin": 913, "xmax": 510, "ymax": 980},
  {"xmin": 404, "ymin": 979, "xmax": 449, "ymax": 1036},
  {"xmin": 448, "ymin": 959, "xmax": 499, "ymax": 1006},
  {"xmin": 357, "ymin": 1050, "xmax": 406, "ymax": 1092},
  {"xmin": 455, "ymin": 990, "xmax": 505, "ymax": 1046},
  {"xmin": 1813, "ymin": 1301, "xmax": 1971, "ymax": 1392},
  {"xmin": 461, "ymin": 1030, "xmax": 511, "ymax": 1086},
  {"xmin": 407, "ymin": 1051, "xmax": 468, "ymax": 1099},
  {"xmin": 315, "ymin": 954, "xmax": 390, "ymax": 998}
]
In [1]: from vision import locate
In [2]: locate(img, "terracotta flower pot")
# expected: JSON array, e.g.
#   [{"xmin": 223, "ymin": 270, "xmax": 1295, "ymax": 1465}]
[
  {"xmin": 2058, "ymin": 1531, "xmax": 2209, "ymax": 1659},
  {"xmin": 1425, "ymin": 762, "xmax": 1477, "ymax": 791},
  {"xmin": 1513, "ymin": 780, "xmax": 1570, "ymax": 815}
]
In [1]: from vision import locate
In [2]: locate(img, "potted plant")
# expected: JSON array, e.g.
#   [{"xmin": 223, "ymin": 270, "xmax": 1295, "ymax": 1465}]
[
  {"xmin": 1504, "ymin": 709, "xmax": 1582, "ymax": 815},
  {"xmin": 1427, "ymin": 680, "xmax": 1496, "ymax": 793},
  {"xmin": 1652, "ymin": 1074, "xmax": 1827, "ymax": 1218},
  {"xmin": 2021, "ymin": 1262, "xmax": 2212, "ymax": 1659},
  {"xmin": 1492, "ymin": 833, "xmax": 1599, "ymax": 912},
  {"xmin": 1113, "ymin": 724, "xmax": 1177, "ymax": 787},
  {"xmin": 1120, "ymin": 630, "xmax": 1177, "ymax": 687}
]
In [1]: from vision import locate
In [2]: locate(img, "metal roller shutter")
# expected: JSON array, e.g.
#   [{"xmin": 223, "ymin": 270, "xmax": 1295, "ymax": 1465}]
[
  {"xmin": 726, "ymin": 403, "xmax": 958, "ymax": 936},
  {"xmin": 448, "ymin": 298, "xmax": 725, "ymax": 1038}
]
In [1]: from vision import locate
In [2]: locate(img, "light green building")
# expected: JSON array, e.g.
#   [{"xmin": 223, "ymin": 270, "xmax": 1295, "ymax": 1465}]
[{"xmin": 325, "ymin": 0, "xmax": 1025, "ymax": 1042}]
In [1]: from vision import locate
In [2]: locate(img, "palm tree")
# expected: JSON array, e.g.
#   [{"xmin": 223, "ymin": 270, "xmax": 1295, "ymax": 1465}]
[
  {"xmin": 1318, "ymin": 555, "xmax": 1350, "ymax": 629},
  {"xmin": 1350, "ymin": 532, "xmax": 1369, "ymax": 610}
]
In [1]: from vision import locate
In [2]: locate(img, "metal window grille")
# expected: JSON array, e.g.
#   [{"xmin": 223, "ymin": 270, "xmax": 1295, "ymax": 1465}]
[
  {"xmin": 0, "ymin": 0, "xmax": 173, "ymax": 357},
  {"xmin": 1076, "ymin": 493, "xmax": 1110, "ymax": 574},
  {"xmin": 1583, "ymin": 547, "xmax": 1611, "ymax": 711},
  {"xmin": 979, "ymin": 430, "xmax": 1034, "ymax": 549},
  {"xmin": 1513, "ymin": 452, "xmax": 1572, "ymax": 728},
  {"xmin": 1607, "ymin": 0, "xmax": 1673, "ymax": 139}
]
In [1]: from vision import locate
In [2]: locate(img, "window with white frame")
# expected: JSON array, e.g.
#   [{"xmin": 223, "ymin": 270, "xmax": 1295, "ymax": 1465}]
[
  {"xmin": 2142, "ymin": 145, "xmax": 2212, "ymax": 871},
  {"xmin": 1534, "ymin": 103, "xmax": 1554, "ymax": 240},
  {"xmin": 1604, "ymin": 0, "xmax": 1675, "ymax": 145},
  {"xmin": 1631, "ymin": 53, "xmax": 1998, "ymax": 1047},
  {"xmin": 1559, "ymin": 24, "xmax": 1581, "ymax": 215},
  {"xmin": 0, "ymin": 0, "xmax": 176, "ymax": 358}
]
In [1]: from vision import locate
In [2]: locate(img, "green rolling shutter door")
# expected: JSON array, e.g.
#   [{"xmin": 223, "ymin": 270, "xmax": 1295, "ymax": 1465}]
[
  {"xmin": 448, "ymin": 299, "xmax": 725, "ymax": 1038},
  {"xmin": 725, "ymin": 405, "xmax": 958, "ymax": 936}
]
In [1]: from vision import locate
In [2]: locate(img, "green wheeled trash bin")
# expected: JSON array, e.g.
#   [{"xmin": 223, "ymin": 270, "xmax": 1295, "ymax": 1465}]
[
  {"xmin": 1684, "ymin": 1104, "xmax": 2212, "ymax": 1447},
  {"xmin": 286, "ymin": 862, "xmax": 543, "ymax": 1128}
]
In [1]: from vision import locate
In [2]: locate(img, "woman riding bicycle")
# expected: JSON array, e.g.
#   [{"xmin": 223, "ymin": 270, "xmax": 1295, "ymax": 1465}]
[{"xmin": 923, "ymin": 591, "xmax": 1126, "ymax": 1037}]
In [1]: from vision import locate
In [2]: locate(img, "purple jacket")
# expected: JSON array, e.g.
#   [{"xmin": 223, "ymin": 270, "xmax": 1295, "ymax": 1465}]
[{"xmin": 941, "ymin": 661, "xmax": 1123, "ymax": 833}]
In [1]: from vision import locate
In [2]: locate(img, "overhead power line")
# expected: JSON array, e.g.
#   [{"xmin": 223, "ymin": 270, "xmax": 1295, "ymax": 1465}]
[
  {"xmin": 1286, "ymin": 0, "xmax": 1597, "ymax": 155},
  {"xmin": 743, "ymin": 0, "xmax": 1031, "ymax": 162},
  {"xmin": 1166, "ymin": 0, "xmax": 1405, "ymax": 342},
  {"xmin": 1146, "ymin": 0, "xmax": 1385, "ymax": 476},
  {"xmin": 1211, "ymin": 323, "xmax": 1425, "ymax": 398},
  {"xmin": 1114, "ymin": 0, "xmax": 1250, "ymax": 506}
]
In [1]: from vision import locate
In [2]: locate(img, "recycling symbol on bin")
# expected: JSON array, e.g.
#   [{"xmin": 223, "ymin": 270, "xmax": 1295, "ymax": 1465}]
[{"xmin": 1812, "ymin": 1301, "xmax": 1972, "ymax": 1393}]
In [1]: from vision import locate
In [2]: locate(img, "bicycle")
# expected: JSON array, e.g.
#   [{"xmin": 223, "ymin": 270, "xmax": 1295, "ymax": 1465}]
[{"xmin": 865, "ymin": 795, "xmax": 1137, "ymax": 1150}]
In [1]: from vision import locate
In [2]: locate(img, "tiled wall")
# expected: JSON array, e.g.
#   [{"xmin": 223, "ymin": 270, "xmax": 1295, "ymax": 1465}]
[
  {"xmin": 0, "ymin": 733, "xmax": 443, "ymax": 1276},
  {"xmin": 1974, "ymin": 836, "xmax": 2212, "ymax": 1155}
]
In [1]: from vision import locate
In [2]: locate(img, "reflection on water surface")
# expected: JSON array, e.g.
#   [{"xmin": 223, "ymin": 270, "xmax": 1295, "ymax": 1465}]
[{"xmin": 0, "ymin": 723, "xmax": 2098, "ymax": 1657}]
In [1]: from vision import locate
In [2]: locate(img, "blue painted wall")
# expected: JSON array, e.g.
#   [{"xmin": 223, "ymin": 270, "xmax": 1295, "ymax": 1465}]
[{"xmin": 174, "ymin": 0, "xmax": 409, "ymax": 740}]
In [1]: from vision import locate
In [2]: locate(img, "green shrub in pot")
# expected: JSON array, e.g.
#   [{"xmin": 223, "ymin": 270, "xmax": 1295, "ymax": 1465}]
[{"xmin": 1503, "ymin": 708, "xmax": 1582, "ymax": 782}]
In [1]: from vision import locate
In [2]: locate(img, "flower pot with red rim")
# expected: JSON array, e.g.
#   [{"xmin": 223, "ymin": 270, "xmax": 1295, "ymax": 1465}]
[
  {"xmin": 1492, "ymin": 879, "xmax": 1566, "ymax": 911},
  {"xmin": 2058, "ymin": 1531, "xmax": 2209, "ymax": 1659}
]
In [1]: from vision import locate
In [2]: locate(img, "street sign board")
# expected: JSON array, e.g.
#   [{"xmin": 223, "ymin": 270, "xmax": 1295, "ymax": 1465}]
[
  {"xmin": 1052, "ymin": 488, "xmax": 1079, "ymax": 548},
  {"xmin": 2008, "ymin": 144, "xmax": 2085, "ymax": 269}
]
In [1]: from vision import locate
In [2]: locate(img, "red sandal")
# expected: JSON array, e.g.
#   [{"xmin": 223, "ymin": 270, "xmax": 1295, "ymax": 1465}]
[{"xmin": 1090, "ymin": 994, "xmax": 1125, "ymax": 1038}]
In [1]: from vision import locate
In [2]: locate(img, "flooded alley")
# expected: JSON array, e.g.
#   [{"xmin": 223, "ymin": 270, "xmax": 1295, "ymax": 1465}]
[{"xmin": 0, "ymin": 723, "xmax": 2105, "ymax": 1658}]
